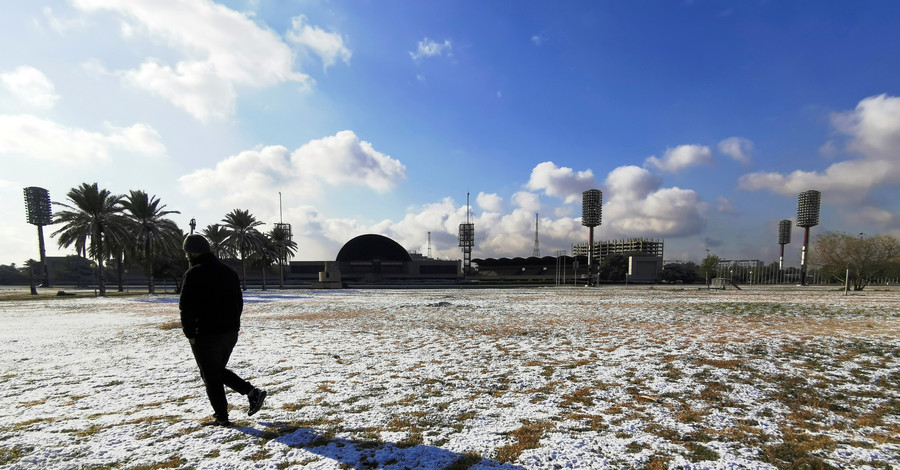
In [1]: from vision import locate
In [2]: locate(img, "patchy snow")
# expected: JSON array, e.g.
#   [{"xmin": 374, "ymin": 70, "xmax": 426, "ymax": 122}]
[{"xmin": 1, "ymin": 286, "xmax": 898, "ymax": 469}]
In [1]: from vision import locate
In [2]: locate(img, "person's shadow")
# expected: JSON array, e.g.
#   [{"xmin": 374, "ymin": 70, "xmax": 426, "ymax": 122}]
[{"xmin": 236, "ymin": 422, "xmax": 525, "ymax": 469}]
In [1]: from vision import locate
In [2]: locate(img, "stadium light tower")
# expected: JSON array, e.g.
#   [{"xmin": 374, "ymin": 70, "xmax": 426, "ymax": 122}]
[
  {"xmin": 458, "ymin": 193, "xmax": 475, "ymax": 277},
  {"xmin": 796, "ymin": 190, "xmax": 821, "ymax": 286},
  {"xmin": 777, "ymin": 219, "xmax": 792, "ymax": 270},
  {"xmin": 24, "ymin": 187, "xmax": 52, "ymax": 288},
  {"xmin": 582, "ymin": 189, "xmax": 602, "ymax": 286}
]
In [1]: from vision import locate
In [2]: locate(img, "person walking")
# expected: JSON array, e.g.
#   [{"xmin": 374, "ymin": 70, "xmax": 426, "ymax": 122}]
[{"xmin": 180, "ymin": 234, "xmax": 266, "ymax": 426}]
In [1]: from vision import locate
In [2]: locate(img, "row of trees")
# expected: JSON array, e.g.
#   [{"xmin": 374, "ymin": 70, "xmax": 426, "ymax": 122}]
[
  {"xmin": 48, "ymin": 183, "xmax": 297, "ymax": 294},
  {"xmin": 686, "ymin": 232, "xmax": 900, "ymax": 290}
]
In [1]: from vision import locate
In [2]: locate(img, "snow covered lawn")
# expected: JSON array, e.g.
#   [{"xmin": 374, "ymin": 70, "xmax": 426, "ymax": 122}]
[{"xmin": 1, "ymin": 286, "xmax": 898, "ymax": 469}]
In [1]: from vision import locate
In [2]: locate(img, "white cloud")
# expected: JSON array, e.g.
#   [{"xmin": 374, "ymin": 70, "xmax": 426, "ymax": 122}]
[
  {"xmin": 603, "ymin": 164, "xmax": 661, "ymax": 202},
  {"xmin": 410, "ymin": 38, "xmax": 452, "ymax": 61},
  {"xmin": 645, "ymin": 144, "xmax": 713, "ymax": 172},
  {"xmin": 718, "ymin": 137, "xmax": 753, "ymax": 165},
  {"xmin": 286, "ymin": 15, "xmax": 351, "ymax": 70},
  {"xmin": 72, "ymin": 0, "xmax": 311, "ymax": 121},
  {"xmin": 512, "ymin": 191, "xmax": 541, "ymax": 212},
  {"xmin": 122, "ymin": 60, "xmax": 237, "ymax": 121},
  {"xmin": 739, "ymin": 94, "xmax": 900, "ymax": 200},
  {"xmin": 0, "ymin": 114, "xmax": 165, "ymax": 165},
  {"xmin": 525, "ymin": 161, "xmax": 597, "ymax": 203},
  {"xmin": 0, "ymin": 66, "xmax": 60, "ymax": 108},
  {"xmin": 602, "ymin": 165, "xmax": 706, "ymax": 237},
  {"xmin": 180, "ymin": 130, "xmax": 406, "ymax": 208},
  {"xmin": 41, "ymin": 6, "xmax": 88, "ymax": 34},
  {"xmin": 531, "ymin": 33, "xmax": 547, "ymax": 46},
  {"xmin": 832, "ymin": 94, "xmax": 900, "ymax": 160},
  {"xmin": 476, "ymin": 192, "xmax": 503, "ymax": 212}
]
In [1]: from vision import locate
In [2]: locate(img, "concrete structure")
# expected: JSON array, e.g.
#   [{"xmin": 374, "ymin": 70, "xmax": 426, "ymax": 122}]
[{"xmin": 628, "ymin": 255, "xmax": 663, "ymax": 283}]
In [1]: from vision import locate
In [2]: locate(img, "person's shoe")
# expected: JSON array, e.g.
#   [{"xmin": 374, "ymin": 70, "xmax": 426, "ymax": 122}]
[
  {"xmin": 248, "ymin": 388, "xmax": 267, "ymax": 416},
  {"xmin": 203, "ymin": 414, "xmax": 232, "ymax": 427}
]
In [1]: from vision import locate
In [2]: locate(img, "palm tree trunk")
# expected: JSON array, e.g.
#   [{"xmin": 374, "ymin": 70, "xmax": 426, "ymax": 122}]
[{"xmin": 261, "ymin": 266, "xmax": 267, "ymax": 291}]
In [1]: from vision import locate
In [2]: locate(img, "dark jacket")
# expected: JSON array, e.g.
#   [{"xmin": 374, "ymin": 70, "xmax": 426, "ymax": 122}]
[{"xmin": 179, "ymin": 253, "xmax": 243, "ymax": 338}]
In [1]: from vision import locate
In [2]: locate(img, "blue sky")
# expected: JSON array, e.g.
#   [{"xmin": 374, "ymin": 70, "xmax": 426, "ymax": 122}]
[{"xmin": 2, "ymin": 0, "xmax": 899, "ymax": 267}]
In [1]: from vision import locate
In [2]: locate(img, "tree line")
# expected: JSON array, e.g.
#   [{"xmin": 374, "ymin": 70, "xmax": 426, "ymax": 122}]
[{"xmin": 14, "ymin": 182, "xmax": 297, "ymax": 294}]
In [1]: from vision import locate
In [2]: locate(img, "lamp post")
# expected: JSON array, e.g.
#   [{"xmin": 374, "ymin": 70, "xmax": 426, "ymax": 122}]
[{"xmin": 189, "ymin": 218, "xmax": 196, "ymax": 235}]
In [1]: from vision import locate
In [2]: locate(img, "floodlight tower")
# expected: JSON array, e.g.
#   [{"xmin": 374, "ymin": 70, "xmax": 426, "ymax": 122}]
[
  {"xmin": 458, "ymin": 193, "xmax": 475, "ymax": 276},
  {"xmin": 796, "ymin": 190, "xmax": 821, "ymax": 286},
  {"xmin": 24, "ymin": 187, "xmax": 52, "ymax": 288},
  {"xmin": 582, "ymin": 189, "xmax": 602, "ymax": 286},
  {"xmin": 777, "ymin": 219, "xmax": 792, "ymax": 270},
  {"xmin": 532, "ymin": 213, "xmax": 540, "ymax": 257}
]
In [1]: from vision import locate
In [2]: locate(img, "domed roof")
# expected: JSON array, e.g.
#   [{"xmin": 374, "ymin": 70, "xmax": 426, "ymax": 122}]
[{"xmin": 336, "ymin": 234, "xmax": 412, "ymax": 262}]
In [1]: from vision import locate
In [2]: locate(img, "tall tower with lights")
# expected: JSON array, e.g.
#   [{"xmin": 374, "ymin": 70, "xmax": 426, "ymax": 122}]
[
  {"xmin": 24, "ymin": 186, "xmax": 52, "ymax": 288},
  {"xmin": 458, "ymin": 193, "xmax": 475, "ymax": 276},
  {"xmin": 777, "ymin": 219, "xmax": 792, "ymax": 270},
  {"xmin": 796, "ymin": 190, "xmax": 821, "ymax": 286},
  {"xmin": 532, "ymin": 213, "xmax": 540, "ymax": 257},
  {"xmin": 582, "ymin": 189, "xmax": 602, "ymax": 285}
]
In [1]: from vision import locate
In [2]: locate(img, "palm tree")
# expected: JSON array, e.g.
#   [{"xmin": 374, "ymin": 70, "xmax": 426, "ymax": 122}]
[
  {"xmin": 202, "ymin": 224, "xmax": 232, "ymax": 259},
  {"xmin": 221, "ymin": 209, "xmax": 266, "ymax": 290},
  {"xmin": 122, "ymin": 190, "xmax": 182, "ymax": 294},
  {"xmin": 51, "ymin": 183, "xmax": 127, "ymax": 296},
  {"xmin": 269, "ymin": 225, "xmax": 298, "ymax": 288}
]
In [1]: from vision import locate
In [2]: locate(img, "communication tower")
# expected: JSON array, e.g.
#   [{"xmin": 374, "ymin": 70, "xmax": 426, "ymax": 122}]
[
  {"xmin": 582, "ymin": 189, "xmax": 602, "ymax": 285},
  {"xmin": 532, "ymin": 213, "xmax": 540, "ymax": 257},
  {"xmin": 777, "ymin": 219, "xmax": 792, "ymax": 270},
  {"xmin": 23, "ymin": 186, "xmax": 52, "ymax": 288},
  {"xmin": 796, "ymin": 190, "xmax": 821, "ymax": 286},
  {"xmin": 458, "ymin": 193, "xmax": 475, "ymax": 276}
]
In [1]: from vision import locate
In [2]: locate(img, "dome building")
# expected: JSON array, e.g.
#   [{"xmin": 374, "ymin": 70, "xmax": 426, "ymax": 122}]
[{"xmin": 289, "ymin": 234, "xmax": 459, "ymax": 287}]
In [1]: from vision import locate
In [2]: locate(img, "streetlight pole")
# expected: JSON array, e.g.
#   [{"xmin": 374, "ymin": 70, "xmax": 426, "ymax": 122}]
[{"xmin": 705, "ymin": 248, "xmax": 710, "ymax": 290}]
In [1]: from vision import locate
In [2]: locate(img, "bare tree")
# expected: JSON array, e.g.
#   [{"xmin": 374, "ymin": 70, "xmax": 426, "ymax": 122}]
[{"xmin": 812, "ymin": 232, "xmax": 900, "ymax": 291}]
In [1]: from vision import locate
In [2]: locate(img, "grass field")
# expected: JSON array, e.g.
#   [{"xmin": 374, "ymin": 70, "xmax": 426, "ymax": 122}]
[{"xmin": 1, "ymin": 286, "xmax": 897, "ymax": 469}]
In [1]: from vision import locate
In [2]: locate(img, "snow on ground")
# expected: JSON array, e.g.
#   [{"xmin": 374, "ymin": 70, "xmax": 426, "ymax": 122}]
[{"xmin": 0, "ymin": 286, "xmax": 898, "ymax": 469}]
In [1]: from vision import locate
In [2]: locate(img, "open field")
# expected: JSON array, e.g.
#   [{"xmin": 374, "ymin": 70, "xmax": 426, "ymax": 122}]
[{"xmin": 1, "ymin": 286, "xmax": 898, "ymax": 469}]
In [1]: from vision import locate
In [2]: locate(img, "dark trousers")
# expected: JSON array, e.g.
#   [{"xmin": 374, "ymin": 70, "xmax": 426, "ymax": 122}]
[{"xmin": 190, "ymin": 331, "xmax": 253, "ymax": 419}]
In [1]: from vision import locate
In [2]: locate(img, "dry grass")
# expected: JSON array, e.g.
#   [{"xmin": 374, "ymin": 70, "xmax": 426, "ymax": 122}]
[{"xmin": 494, "ymin": 420, "xmax": 554, "ymax": 463}]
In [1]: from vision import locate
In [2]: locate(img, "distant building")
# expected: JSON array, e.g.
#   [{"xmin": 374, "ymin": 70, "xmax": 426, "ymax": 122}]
[
  {"xmin": 571, "ymin": 238, "xmax": 664, "ymax": 259},
  {"xmin": 569, "ymin": 238, "xmax": 664, "ymax": 283}
]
